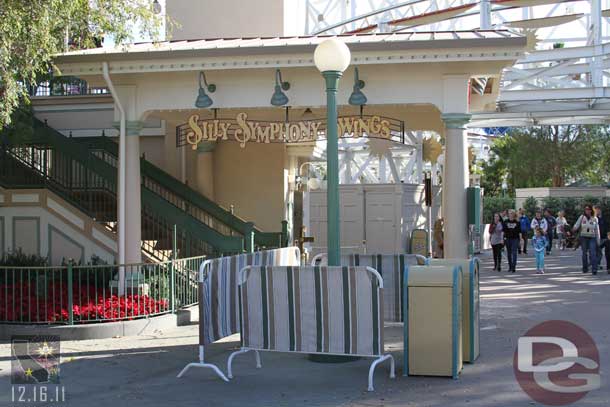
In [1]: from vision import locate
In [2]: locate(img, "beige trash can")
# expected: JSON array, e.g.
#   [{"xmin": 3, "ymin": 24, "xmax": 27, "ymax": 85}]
[
  {"xmin": 427, "ymin": 258, "xmax": 480, "ymax": 363},
  {"xmin": 403, "ymin": 265, "xmax": 462, "ymax": 379}
]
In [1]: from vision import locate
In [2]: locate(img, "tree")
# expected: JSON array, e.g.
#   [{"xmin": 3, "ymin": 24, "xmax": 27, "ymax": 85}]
[
  {"xmin": 480, "ymin": 125, "xmax": 610, "ymax": 196},
  {"xmin": 0, "ymin": 0, "xmax": 163, "ymax": 127}
]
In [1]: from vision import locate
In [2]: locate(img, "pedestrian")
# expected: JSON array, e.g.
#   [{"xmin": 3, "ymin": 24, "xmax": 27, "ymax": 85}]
[
  {"xmin": 518, "ymin": 208, "xmax": 531, "ymax": 254},
  {"xmin": 503, "ymin": 210, "xmax": 520, "ymax": 273},
  {"xmin": 544, "ymin": 208, "xmax": 556, "ymax": 255},
  {"xmin": 555, "ymin": 210, "xmax": 568, "ymax": 250},
  {"xmin": 594, "ymin": 205, "xmax": 609, "ymax": 273},
  {"xmin": 501, "ymin": 209, "xmax": 509, "ymax": 222},
  {"xmin": 532, "ymin": 227, "xmax": 547, "ymax": 274},
  {"xmin": 489, "ymin": 213, "xmax": 504, "ymax": 272},
  {"xmin": 531, "ymin": 210, "xmax": 548, "ymax": 236},
  {"xmin": 572, "ymin": 204, "xmax": 600, "ymax": 275}
]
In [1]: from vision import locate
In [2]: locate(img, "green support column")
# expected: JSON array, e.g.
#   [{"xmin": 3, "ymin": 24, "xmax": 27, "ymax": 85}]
[
  {"xmin": 281, "ymin": 220, "xmax": 289, "ymax": 247},
  {"xmin": 244, "ymin": 222, "xmax": 255, "ymax": 253},
  {"xmin": 323, "ymin": 71, "xmax": 342, "ymax": 266},
  {"xmin": 67, "ymin": 261, "xmax": 74, "ymax": 325}
]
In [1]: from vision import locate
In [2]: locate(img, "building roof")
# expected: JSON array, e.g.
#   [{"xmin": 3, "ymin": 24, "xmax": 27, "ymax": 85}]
[{"xmin": 56, "ymin": 30, "xmax": 525, "ymax": 62}]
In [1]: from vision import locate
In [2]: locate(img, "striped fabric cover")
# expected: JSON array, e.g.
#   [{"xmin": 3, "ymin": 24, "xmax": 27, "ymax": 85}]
[
  {"xmin": 346, "ymin": 254, "xmax": 421, "ymax": 323},
  {"xmin": 239, "ymin": 266, "xmax": 384, "ymax": 357},
  {"xmin": 200, "ymin": 247, "xmax": 300, "ymax": 345}
]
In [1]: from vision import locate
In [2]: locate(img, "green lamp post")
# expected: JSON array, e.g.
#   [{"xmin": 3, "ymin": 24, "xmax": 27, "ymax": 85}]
[{"xmin": 314, "ymin": 39, "xmax": 351, "ymax": 266}]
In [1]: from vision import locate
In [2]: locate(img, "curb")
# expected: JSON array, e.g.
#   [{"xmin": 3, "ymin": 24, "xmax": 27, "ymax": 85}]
[{"xmin": 0, "ymin": 305, "xmax": 199, "ymax": 341}]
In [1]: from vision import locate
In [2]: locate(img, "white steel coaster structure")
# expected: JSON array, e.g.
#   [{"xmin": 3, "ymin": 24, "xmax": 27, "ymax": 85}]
[
  {"xmin": 304, "ymin": 0, "xmax": 610, "ymax": 127},
  {"xmin": 294, "ymin": 0, "xmax": 610, "ymax": 186}
]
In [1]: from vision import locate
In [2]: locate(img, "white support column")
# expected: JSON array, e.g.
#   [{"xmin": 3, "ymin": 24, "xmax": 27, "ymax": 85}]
[
  {"xmin": 416, "ymin": 131, "xmax": 424, "ymax": 184},
  {"xmin": 379, "ymin": 156, "xmax": 387, "ymax": 183},
  {"xmin": 591, "ymin": 0, "xmax": 604, "ymax": 90},
  {"xmin": 384, "ymin": 151, "xmax": 401, "ymax": 183},
  {"xmin": 125, "ymin": 122, "xmax": 143, "ymax": 264},
  {"xmin": 480, "ymin": 0, "xmax": 491, "ymax": 29},
  {"xmin": 441, "ymin": 73, "xmax": 471, "ymax": 258},
  {"xmin": 344, "ymin": 150, "xmax": 353, "ymax": 184},
  {"xmin": 441, "ymin": 113, "xmax": 471, "ymax": 258},
  {"xmin": 285, "ymin": 155, "xmax": 298, "ymax": 242}
]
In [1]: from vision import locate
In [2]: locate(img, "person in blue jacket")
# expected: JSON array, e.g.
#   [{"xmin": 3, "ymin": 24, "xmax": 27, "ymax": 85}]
[
  {"xmin": 532, "ymin": 227, "xmax": 548, "ymax": 274},
  {"xmin": 518, "ymin": 208, "xmax": 531, "ymax": 255}
]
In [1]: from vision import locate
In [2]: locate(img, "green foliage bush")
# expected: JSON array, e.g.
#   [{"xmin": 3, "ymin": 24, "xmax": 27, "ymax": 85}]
[
  {"xmin": 484, "ymin": 195, "xmax": 610, "ymax": 225},
  {"xmin": 66, "ymin": 255, "xmax": 116, "ymax": 289},
  {"xmin": 0, "ymin": 249, "xmax": 48, "ymax": 267},
  {"xmin": 515, "ymin": 196, "xmax": 610, "ymax": 226},
  {"xmin": 483, "ymin": 196, "xmax": 515, "ymax": 223},
  {"xmin": 522, "ymin": 196, "xmax": 538, "ymax": 219}
]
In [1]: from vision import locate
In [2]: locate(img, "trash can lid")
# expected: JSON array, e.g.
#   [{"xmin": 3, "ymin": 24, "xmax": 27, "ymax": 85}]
[
  {"xmin": 407, "ymin": 265, "xmax": 462, "ymax": 287},
  {"xmin": 427, "ymin": 258, "xmax": 474, "ymax": 274}
]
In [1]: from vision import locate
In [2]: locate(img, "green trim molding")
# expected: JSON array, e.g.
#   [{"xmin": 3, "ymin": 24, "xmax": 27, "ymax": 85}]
[
  {"xmin": 441, "ymin": 113, "xmax": 471, "ymax": 129},
  {"xmin": 12, "ymin": 216, "xmax": 41, "ymax": 256},
  {"xmin": 112, "ymin": 120, "xmax": 145, "ymax": 136},
  {"xmin": 48, "ymin": 224, "xmax": 85, "ymax": 265}
]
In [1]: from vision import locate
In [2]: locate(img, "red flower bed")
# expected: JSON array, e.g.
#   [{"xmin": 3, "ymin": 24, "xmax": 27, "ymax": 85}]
[{"xmin": 0, "ymin": 281, "xmax": 169, "ymax": 323}]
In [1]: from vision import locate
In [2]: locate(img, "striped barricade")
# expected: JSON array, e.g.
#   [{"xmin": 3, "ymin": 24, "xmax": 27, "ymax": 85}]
[
  {"xmin": 310, "ymin": 253, "xmax": 426, "ymax": 322},
  {"xmin": 227, "ymin": 265, "xmax": 395, "ymax": 392},
  {"xmin": 177, "ymin": 246, "xmax": 300, "ymax": 381}
]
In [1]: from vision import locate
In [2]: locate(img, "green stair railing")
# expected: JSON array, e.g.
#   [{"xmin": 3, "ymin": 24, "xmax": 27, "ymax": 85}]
[
  {"xmin": 76, "ymin": 135, "xmax": 286, "ymax": 249},
  {"xmin": 0, "ymin": 119, "xmax": 245, "ymax": 260}
]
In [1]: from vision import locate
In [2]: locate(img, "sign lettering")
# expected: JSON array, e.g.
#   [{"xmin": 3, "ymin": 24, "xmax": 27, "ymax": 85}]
[{"xmin": 177, "ymin": 112, "xmax": 404, "ymax": 149}]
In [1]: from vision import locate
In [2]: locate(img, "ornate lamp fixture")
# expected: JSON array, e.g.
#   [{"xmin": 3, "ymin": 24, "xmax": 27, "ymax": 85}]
[
  {"xmin": 348, "ymin": 67, "xmax": 367, "ymax": 106},
  {"xmin": 195, "ymin": 72, "xmax": 216, "ymax": 108},
  {"xmin": 271, "ymin": 69, "xmax": 290, "ymax": 106}
]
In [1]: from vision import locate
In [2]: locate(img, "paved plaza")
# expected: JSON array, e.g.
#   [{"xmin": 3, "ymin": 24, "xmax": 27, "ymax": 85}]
[{"xmin": 0, "ymin": 249, "xmax": 608, "ymax": 407}]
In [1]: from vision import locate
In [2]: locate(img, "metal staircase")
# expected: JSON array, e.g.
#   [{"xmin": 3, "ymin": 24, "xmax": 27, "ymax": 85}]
[{"xmin": 0, "ymin": 118, "xmax": 286, "ymax": 261}]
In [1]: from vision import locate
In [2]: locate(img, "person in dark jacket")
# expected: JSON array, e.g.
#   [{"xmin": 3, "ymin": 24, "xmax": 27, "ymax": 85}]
[
  {"xmin": 503, "ymin": 210, "xmax": 521, "ymax": 273},
  {"xmin": 594, "ymin": 205, "xmax": 609, "ymax": 272},
  {"xmin": 490, "ymin": 213, "xmax": 504, "ymax": 272},
  {"xmin": 518, "ymin": 208, "xmax": 531, "ymax": 254},
  {"xmin": 544, "ymin": 208, "xmax": 556, "ymax": 255}
]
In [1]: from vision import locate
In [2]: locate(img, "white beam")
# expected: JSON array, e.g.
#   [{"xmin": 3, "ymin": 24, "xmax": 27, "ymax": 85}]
[{"xmin": 499, "ymin": 86, "xmax": 610, "ymax": 102}]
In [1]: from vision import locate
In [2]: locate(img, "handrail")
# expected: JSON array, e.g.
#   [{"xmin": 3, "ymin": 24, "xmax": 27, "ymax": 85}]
[
  {"xmin": 82, "ymin": 136, "xmax": 258, "ymax": 232},
  {"xmin": 1, "ymin": 118, "xmax": 244, "ymax": 256},
  {"xmin": 78, "ymin": 135, "xmax": 284, "ymax": 245}
]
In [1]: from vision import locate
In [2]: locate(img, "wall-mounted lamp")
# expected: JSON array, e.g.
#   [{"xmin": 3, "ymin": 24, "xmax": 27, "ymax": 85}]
[
  {"xmin": 271, "ymin": 69, "xmax": 290, "ymax": 106},
  {"xmin": 301, "ymin": 108, "xmax": 315, "ymax": 120},
  {"xmin": 195, "ymin": 71, "xmax": 216, "ymax": 108},
  {"xmin": 348, "ymin": 67, "xmax": 367, "ymax": 106}
]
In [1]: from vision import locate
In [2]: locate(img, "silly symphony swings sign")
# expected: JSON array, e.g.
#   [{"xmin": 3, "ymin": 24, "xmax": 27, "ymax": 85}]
[{"xmin": 177, "ymin": 112, "xmax": 404, "ymax": 149}]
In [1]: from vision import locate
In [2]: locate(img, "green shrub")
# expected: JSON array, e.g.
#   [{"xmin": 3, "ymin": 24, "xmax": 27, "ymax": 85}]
[
  {"xmin": 67, "ymin": 255, "xmax": 116, "ymax": 289},
  {"xmin": 519, "ymin": 195, "xmax": 610, "ymax": 226},
  {"xmin": 523, "ymin": 197, "xmax": 538, "ymax": 219},
  {"xmin": 483, "ymin": 196, "xmax": 515, "ymax": 223},
  {"xmin": 0, "ymin": 249, "xmax": 48, "ymax": 267}
]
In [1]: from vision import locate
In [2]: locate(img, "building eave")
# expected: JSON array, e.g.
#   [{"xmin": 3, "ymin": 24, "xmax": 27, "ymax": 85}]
[{"xmin": 53, "ymin": 31, "xmax": 527, "ymax": 77}]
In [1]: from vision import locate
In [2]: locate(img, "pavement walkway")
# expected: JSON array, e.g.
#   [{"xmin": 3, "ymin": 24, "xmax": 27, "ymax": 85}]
[{"xmin": 0, "ymin": 249, "xmax": 608, "ymax": 407}]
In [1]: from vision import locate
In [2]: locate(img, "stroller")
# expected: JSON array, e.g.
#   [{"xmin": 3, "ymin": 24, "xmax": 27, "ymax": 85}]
[{"xmin": 565, "ymin": 230, "xmax": 580, "ymax": 250}]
